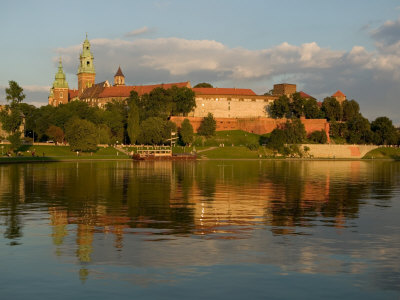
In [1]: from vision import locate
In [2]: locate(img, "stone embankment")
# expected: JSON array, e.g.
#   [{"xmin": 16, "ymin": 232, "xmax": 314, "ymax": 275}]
[{"xmin": 301, "ymin": 144, "xmax": 379, "ymax": 159}]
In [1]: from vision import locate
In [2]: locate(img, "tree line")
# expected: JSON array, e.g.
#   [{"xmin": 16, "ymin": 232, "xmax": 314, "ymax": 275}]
[{"xmin": 269, "ymin": 93, "xmax": 399, "ymax": 145}]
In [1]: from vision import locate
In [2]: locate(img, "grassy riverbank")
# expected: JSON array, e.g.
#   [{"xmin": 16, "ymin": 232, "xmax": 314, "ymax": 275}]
[
  {"xmin": 363, "ymin": 147, "xmax": 400, "ymax": 159},
  {"xmin": 0, "ymin": 145, "xmax": 129, "ymax": 163}
]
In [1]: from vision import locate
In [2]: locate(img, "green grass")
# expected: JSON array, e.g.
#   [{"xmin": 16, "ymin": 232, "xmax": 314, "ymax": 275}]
[
  {"xmin": 363, "ymin": 147, "xmax": 400, "ymax": 159},
  {"xmin": 0, "ymin": 144, "xmax": 129, "ymax": 162},
  {"xmin": 194, "ymin": 130, "xmax": 260, "ymax": 147},
  {"xmin": 197, "ymin": 146, "xmax": 275, "ymax": 159}
]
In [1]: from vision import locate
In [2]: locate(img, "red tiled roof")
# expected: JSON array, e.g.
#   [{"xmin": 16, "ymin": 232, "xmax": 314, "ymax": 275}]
[
  {"xmin": 332, "ymin": 90, "xmax": 346, "ymax": 97},
  {"xmin": 81, "ymin": 81, "xmax": 191, "ymax": 99},
  {"xmin": 299, "ymin": 91, "xmax": 312, "ymax": 99},
  {"xmin": 69, "ymin": 89, "xmax": 78, "ymax": 99},
  {"xmin": 192, "ymin": 87, "xmax": 256, "ymax": 96}
]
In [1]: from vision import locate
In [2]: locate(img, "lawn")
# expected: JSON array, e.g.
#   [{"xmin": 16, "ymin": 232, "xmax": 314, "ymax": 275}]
[
  {"xmin": 363, "ymin": 147, "xmax": 400, "ymax": 159},
  {"xmin": 0, "ymin": 144, "xmax": 129, "ymax": 162}
]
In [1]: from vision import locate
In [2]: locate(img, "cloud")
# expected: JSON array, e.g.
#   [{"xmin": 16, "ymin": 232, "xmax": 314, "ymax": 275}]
[
  {"xmin": 371, "ymin": 18, "xmax": 400, "ymax": 47},
  {"xmin": 124, "ymin": 26, "xmax": 153, "ymax": 38},
  {"xmin": 23, "ymin": 85, "xmax": 51, "ymax": 92},
  {"xmin": 54, "ymin": 24, "xmax": 400, "ymax": 124}
]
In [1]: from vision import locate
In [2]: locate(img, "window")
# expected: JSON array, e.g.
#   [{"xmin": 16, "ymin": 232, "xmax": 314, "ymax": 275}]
[
  {"xmin": 87, "ymin": 61, "xmax": 90, "ymax": 66},
  {"xmin": 60, "ymin": 92, "xmax": 63, "ymax": 98}
]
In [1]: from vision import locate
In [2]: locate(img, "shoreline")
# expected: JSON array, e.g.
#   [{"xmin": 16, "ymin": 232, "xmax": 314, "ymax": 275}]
[{"xmin": 0, "ymin": 157, "xmax": 397, "ymax": 164}]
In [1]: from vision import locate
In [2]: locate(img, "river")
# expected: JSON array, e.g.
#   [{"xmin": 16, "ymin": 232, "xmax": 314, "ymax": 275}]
[{"xmin": 0, "ymin": 160, "xmax": 399, "ymax": 299}]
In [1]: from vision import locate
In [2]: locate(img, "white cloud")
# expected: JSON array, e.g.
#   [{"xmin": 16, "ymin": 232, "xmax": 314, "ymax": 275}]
[
  {"xmin": 125, "ymin": 26, "xmax": 153, "ymax": 38},
  {"xmin": 23, "ymin": 85, "xmax": 51, "ymax": 92}
]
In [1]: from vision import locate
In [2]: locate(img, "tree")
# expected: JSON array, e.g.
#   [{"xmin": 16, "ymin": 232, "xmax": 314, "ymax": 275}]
[
  {"xmin": 267, "ymin": 128, "xmax": 286, "ymax": 152},
  {"xmin": 346, "ymin": 114, "xmax": 372, "ymax": 144},
  {"xmin": 179, "ymin": 119, "xmax": 194, "ymax": 145},
  {"xmin": 198, "ymin": 113, "xmax": 216, "ymax": 137},
  {"xmin": 5, "ymin": 81, "xmax": 25, "ymax": 105},
  {"xmin": 284, "ymin": 118, "xmax": 306, "ymax": 144},
  {"xmin": 269, "ymin": 95, "xmax": 290, "ymax": 118},
  {"xmin": 8, "ymin": 131, "xmax": 22, "ymax": 152},
  {"xmin": 309, "ymin": 130, "xmax": 328, "ymax": 144},
  {"xmin": 290, "ymin": 92, "xmax": 306, "ymax": 118},
  {"xmin": 304, "ymin": 98, "xmax": 323, "ymax": 119},
  {"xmin": 371, "ymin": 117, "xmax": 398, "ymax": 145},
  {"xmin": 46, "ymin": 125, "xmax": 64, "ymax": 144},
  {"xmin": 137, "ymin": 117, "xmax": 165, "ymax": 145},
  {"xmin": 65, "ymin": 119, "xmax": 99, "ymax": 152},
  {"xmin": 342, "ymin": 100, "xmax": 360, "ymax": 121},
  {"xmin": 193, "ymin": 82, "xmax": 213, "ymax": 88},
  {"xmin": 0, "ymin": 107, "xmax": 23, "ymax": 134},
  {"xmin": 170, "ymin": 86, "xmax": 196, "ymax": 116},
  {"xmin": 127, "ymin": 100, "xmax": 140, "ymax": 144},
  {"xmin": 322, "ymin": 97, "xmax": 342, "ymax": 121},
  {"xmin": 97, "ymin": 124, "xmax": 112, "ymax": 145}
]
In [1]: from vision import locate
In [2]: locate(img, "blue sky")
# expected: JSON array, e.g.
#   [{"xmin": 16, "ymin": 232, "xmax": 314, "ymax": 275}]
[{"xmin": 1, "ymin": 0, "xmax": 400, "ymax": 123}]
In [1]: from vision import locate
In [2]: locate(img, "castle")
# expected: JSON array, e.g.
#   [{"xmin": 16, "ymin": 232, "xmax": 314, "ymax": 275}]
[{"xmin": 48, "ymin": 36, "xmax": 347, "ymax": 139}]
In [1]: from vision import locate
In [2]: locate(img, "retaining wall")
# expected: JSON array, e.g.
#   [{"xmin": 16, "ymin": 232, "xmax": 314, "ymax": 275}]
[{"xmin": 301, "ymin": 144, "xmax": 379, "ymax": 159}]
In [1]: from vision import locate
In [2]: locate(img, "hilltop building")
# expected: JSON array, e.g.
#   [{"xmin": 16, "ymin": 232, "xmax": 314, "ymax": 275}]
[
  {"xmin": 48, "ymin": 36, "xmax": 294, "ymax": 118},
  {"xmin": 47, "ymin": 35, "xmax": 336, "ymax": 139}
]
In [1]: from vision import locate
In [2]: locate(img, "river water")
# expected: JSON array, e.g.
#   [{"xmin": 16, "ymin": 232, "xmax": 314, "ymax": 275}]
[{"xmin": 0, "ymin": 160, "xmax": 399, "ymax": 299}]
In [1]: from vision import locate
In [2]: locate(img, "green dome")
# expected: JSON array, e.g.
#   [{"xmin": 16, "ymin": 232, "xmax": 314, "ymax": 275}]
[{"xmin": 53, "ymin": 58, "xmax": 69, "ymax": 89}]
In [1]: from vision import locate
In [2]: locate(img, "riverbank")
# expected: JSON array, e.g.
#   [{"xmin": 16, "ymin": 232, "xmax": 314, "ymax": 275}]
[{"xmin": 0, "ymin": 143, "xmax": 398, "ymax": 163}]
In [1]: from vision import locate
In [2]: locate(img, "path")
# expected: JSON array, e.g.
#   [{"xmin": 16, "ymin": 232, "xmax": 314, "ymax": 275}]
[{"xmin": 196, "ymin": 147, "xmax": 217, "ymax": 153}]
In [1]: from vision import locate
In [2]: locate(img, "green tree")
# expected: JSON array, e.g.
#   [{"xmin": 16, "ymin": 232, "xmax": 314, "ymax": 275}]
[
  {"xmin": 304, "ymin": 98, "xmax": 323, "ymax": 119},
  {"xmin": 170, "ymin": 86, "xmax": 196, "ymax": 116},
  {"xmin": 137, "ymin": 117, "xmax": 165, "ymax": 145},
  {"xmin": 179, "ymin": 119, "xmax": 194, "ymax": 145},
  {"xmin": 5, "ymin": 81, "xmax": 25, "ymax": 105},
  {"xmin": 346, "ymin": 114, "xmax": 372, "ymax": 144},
  {"xmin": 267, "ymin": 128, "xmax": 286, "ymax": 152},
  {"xmin": 371, "ymin": 117, "xmax": 398, "ymax": 145},
  {"xmin": 97, "ymin": 124, "xmax": 112, "ymax": 145},
  {"xmin": 290, "ymin": 92, "xmax": 306, "ymax": 118},
  {"xmin": 309, "ymin": 130, "xmax": 328, "ymax": 144},
  {"xmin": 193, "ymin": 82, "xmax": 213, "ymax": 88},
  {"xmin": 322, "ymin": 97, "xmax": 342, "ymax": 121},
  {"xmin": 284, "ymin": 118, "xmax": 306, "ymax": 143},
  {"xmin": 46, "ymin": 125, "xmax": 64, "ymax": 144},
  {"xmin": 65, "ymin": 119, "xmax": 99, "ymax": 152},
  {"xmin": 0, "ymin": 107, "xmax": 23, "ymax": 134},
  {"xmin": 127, "ymin": 100, "xmax": 140, "ymax": 144},
  {"xmin": 198, "ymin": 113, "xmax": 216, "ymax": 137},
  {"xmin": 269, "ymin": 95, "xmax": 290, "ymax": 118},
  {"xmin": 342, "ymin": 100, "xmax": 360, "ymax": 121},
  {"xmin": 8, "ymin": 131, "xmax": 22, "ymax": 152}
]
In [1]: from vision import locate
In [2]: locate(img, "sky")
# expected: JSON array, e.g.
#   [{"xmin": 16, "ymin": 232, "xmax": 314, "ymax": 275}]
[{"xmin": 0, "ymin": 0, "xmax": 400, "ymax": 123}]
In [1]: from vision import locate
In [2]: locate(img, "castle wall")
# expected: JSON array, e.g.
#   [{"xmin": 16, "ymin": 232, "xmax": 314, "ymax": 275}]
[
  {"xmin": 190, "ymin": 95, "xmax": 276, "ymax": 118},
  {"xmin": 170, "ymin": 116, "xmax": 330, "ymax": 142}
]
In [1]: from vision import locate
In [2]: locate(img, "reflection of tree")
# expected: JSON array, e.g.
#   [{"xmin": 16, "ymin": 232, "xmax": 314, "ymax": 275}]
[{"xmin": 0, "ymin": 165, "xmax": 25, "ymax": 244}]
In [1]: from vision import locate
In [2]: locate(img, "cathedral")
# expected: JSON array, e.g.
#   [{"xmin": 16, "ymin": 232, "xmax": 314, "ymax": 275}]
[{"xmin": 48, "ymin": 35, "xmax": 190, "ymax": 108}]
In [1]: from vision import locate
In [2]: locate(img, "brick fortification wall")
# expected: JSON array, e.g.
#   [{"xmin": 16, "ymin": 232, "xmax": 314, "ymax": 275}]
[{"xmin": 170, "ymin": 116, "xmax": 330, "ymax": 141}]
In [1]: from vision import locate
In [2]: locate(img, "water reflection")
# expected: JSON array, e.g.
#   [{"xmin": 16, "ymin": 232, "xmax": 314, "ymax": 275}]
[{"xmin": 0, "ymin": 160, "xmax": 399, "ymax": 293}]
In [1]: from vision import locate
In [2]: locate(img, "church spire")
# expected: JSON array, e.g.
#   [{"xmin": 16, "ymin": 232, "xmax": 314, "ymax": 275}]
[
  {"xmin": 53, "ymin": 58, "xmax": 69, "ymax": 88},
  {"xmin": 77, "ymin": 34, "xmax": 96, "ymax": 96},
  {"xmin": 113, "ymin": 66, "xmax": 125, "ymax": 86}
]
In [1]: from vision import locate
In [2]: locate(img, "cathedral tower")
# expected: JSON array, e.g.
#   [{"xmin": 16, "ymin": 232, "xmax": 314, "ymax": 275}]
[
  {"xmin": 49, "ymin": 58, "xmax": 69, "ymax": 106},
  {"xmin": 113, "ymin": 66, "xmax": 125, "ymax": 86},
  {"xmin": 77, "ymin": 34, "xmax": 95, "ymax": 96}
]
